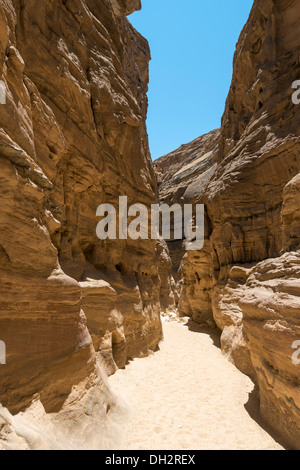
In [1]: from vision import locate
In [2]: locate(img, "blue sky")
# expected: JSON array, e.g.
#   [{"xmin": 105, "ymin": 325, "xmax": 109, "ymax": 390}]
[{"xmin": 130, "ymin": 0, "xmax": 254, "ymax": 161}]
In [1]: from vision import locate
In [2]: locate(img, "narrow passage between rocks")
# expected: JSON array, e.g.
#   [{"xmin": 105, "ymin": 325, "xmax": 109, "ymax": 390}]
[{"xmin": 109, "ymin": 317, "xmax": 284, "ymax": 450}]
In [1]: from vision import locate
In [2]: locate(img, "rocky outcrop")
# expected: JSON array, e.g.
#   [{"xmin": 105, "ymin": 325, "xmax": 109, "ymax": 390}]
[
  {"xmin": 154, "ymin": 130, "xmax": 220, "ymax": 319},
  {"xmin": 155, "ymin": 0, "xmax": 300, "ymax": 449},
  {"xmin": 111, "ymin": 0, "xmax": 141, "ymax": 17},
  {"xmin": 154, "ymin": 129, "xmax": 220, "ymax": 206},
  {"xmin": 0, "ymin": 0, "xmax": 169, "ymax": 449}
]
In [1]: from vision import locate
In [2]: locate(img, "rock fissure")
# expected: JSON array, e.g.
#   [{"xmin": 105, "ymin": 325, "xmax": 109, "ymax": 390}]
[
  {"xmin": 0, "ymin": 0, "xmax": 299, "ymax": 451},
  {"xmin": 155, "ymin": 0, "xmax": 300, "ymax": 450}
]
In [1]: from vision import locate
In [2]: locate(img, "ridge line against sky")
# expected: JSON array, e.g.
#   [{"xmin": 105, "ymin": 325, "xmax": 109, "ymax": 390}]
[{"xmin": 130, "ymin": 0, "xmax": 254, "ymax": 161}]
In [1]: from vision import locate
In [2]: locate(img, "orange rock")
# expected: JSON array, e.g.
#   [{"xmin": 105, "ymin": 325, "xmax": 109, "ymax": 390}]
[
  {"xmin": 155, "ymin": 0, "xmax": 300, "ymax": 449},
  {"xmin": 0, "ymin": 0, "xmax": 169, "ymax": 440}
]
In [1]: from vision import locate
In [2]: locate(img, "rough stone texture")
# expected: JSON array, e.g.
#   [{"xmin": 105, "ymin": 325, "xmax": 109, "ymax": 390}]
[
  {"xmin": 155, "ymin": 0, "xmax": 300, "ymax": 449},
  {"xmin": 240, "ymin": 251, "xmax": 300, "ymax": 448},
  {"xmin": 0, "ymin": 0, "xmax": 167, "ymax": 447},
  {"xmin": 111, "ymin": 0, "xmax": 141, "ymax": 17},
  {"xmin": 154, "ymin": 129, "xmax": 220, "ymax": 320},
  {"xmin": 154, "ymin": 129, "xmax": 220, "ymax": 206}
]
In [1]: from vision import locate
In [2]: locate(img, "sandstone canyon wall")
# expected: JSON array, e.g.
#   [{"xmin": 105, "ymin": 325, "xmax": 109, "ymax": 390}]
[
  {"xmin": 0, "ymin": 0, "xmax": 172, "ymax": 449},
  {"xmin": 154, "ymin": 129, "xmax": 220, "ymax": 322},
  {"xmin": 155, "ymin": 0, "xmax": 300, "ymax": 449}
]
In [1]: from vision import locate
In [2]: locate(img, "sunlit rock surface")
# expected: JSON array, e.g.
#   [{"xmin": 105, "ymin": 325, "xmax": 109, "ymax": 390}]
[
  {"xmin": 0, "ymin": 0, "xmax": 172, "ymax": 449},
  {"xmin": 155, "ymin": 0, "xmax": 300, "ymax": 449}
]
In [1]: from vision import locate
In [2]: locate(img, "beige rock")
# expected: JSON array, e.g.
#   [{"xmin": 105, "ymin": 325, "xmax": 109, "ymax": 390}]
[
  {"xmin": 0, "ymin": 0, "xmax": 172, "ymax": 448},
  {"xmin": 240, "ymin": 251, "xmax": 300, "ymax": 448},
  {"xmin": 154, "ymin": 129, "xmax": 220, "ymax": 318},
  {"xmin": 155, "ymin": 0, "xmax": 300, "ymax": 449}
]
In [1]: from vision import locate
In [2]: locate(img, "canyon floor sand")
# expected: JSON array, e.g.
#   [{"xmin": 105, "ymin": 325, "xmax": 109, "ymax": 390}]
[{"xmin": 109, "ymin": 317, "xmax": 285, "ymax": 450}]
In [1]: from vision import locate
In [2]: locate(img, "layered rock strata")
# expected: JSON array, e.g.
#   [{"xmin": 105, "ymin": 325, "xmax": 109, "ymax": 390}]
[
  {"xmin": 156, "ymin": 0, "xmax": 300, "ymax": 449},
  {"xmin": 0, "ymin": 0, "xmax": 169, "ymax": 448}
]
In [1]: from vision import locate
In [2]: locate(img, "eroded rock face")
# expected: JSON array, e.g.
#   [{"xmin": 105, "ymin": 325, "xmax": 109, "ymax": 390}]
[
  {"xmin": 111, "ymin": 0, "xmax": 141, "ymax": 17},
  {"xmin": 154, "ymin": 129, "xmax": 220, "ymax": 321},
  {"xmin": 156, "ymin": 0, "xmax": 300, "ymax": 449},
  {"xmin": 0, "ymin": 0, "xmax": 167, "ymax": 446}
]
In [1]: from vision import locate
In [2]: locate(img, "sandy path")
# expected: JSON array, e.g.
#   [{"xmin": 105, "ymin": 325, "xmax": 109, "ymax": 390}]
[{"xmin": 109, "ymin": 318, "xmax": 284, "ymax": 450}]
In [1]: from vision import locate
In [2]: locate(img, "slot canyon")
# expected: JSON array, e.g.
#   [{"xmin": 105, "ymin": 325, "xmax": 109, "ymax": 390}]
[{"xmin": 0, "ymin": 0, "xmax": 299, "ymax": 451}]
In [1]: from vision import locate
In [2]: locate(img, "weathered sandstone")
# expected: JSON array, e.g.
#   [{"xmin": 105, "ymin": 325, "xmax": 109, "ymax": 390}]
[
  {"xmin": 154, "ymin": 129, "xmax": 220, "ymax": 321},
  {"xmin": 155, "ymin": 0, "xmax": 300, "ymax": 449},
  {"xmin": 0, "ymin": 0, "xmax": 170, "ymax": 449}
]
